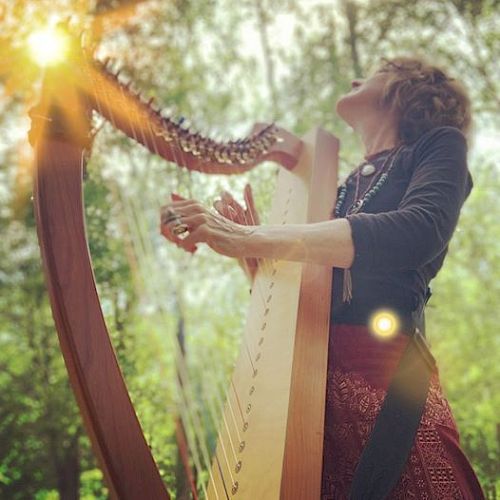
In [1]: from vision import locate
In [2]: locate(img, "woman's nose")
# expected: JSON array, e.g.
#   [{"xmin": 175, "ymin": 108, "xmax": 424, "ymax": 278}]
[{"xmin": 351, "ymin": 79, "xmax": 363, "ymax": 89}]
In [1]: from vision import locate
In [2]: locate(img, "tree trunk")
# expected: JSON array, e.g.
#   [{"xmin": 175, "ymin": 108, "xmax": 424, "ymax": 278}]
[{"xmin": 57, "ymin": 436, "xmax": 81, "ymax": 500}]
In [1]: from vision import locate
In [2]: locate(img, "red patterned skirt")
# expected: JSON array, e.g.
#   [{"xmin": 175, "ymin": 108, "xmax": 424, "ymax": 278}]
[{"xmin": 321, "ymin": 323, "xmax": 485, "ymax": 500}]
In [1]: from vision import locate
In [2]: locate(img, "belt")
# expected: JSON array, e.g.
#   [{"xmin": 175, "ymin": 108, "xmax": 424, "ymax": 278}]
[{"xmin": 332, "ymin": 304, "xmax": 423, "ymax": 336}]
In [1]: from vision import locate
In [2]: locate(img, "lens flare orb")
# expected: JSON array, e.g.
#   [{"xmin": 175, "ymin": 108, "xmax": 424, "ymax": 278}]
[
  {"xmin": 368, "ymin": 308, "xmax": 400, "ymax": 340},
  {"xmin": 27, "ymin": 28, "xmax": 69, "ymax": 67}
]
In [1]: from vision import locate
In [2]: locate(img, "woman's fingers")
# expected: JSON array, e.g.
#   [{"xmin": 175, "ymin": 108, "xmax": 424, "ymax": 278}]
[
  {"xmin": 181, "ymin": 213, "xmax": 210, "ymax": 229},
  {"xmin": 160, "ymin": 192, "xmax": 255, "ymax": 258},
  {"xmin": 160, "ymin": 219, "xmax": 197, "ymax": 253},
  {"xmin": 171, "ymin": 192, "xmax": 186, "ymax": 201},
  {"xmin": 221, "ymin": 191, "xmax": 246, "ymax": 218},
  {"xmin": 166, "ymin": 189, "xmax": 258, "ymax": 226},
  {"xmin": 175, "ymin": 224, "xmax": 211, "ymax": 253},
  {"xmin": 160, "ymin": 199, "xmax": 198, "ymax": 253},
  {"xmin": 212, "ymin": 186, "xmax": 261, "ymax": 227},
  {"xmin": 213, "ymin": 199, "xmax": 234, "ymax": 220},
  {"xmin": 159, "ymin": 220, "xmax": 182, "ymax": 244},
  {"xmin": 162, "ymin": 201, "xmax": 208, "ymax": 219},
  {"xmin": 213, "ymin": 193, "xmax": 244, "ymax": 223},
  {"xmin": 244, "ymin": 183, "xmax": 260, "ymax": 225}
]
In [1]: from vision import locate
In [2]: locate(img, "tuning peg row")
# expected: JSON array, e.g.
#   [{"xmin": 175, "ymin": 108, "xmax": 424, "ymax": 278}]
[{"xmin": 93, "ymin": 56, "xmax": 279, "ymax": 165}]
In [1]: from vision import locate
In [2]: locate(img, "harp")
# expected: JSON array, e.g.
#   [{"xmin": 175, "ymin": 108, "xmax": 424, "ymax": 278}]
[{"xmin": 29, "ymin": 37, "xmax": 340, "ymax": 499}]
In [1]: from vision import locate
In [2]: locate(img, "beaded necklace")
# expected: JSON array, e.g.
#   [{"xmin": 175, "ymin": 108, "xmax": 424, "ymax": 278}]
[{"xmin": 334, "ymin": 143, "xmax": 405, "ymax": 303}]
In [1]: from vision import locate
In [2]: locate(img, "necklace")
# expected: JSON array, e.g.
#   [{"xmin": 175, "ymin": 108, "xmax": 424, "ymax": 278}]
[
  {"xmin": 334, "ymin": 144, "xmax": 403, "ymax": 218},
  {"xmin": 360, "ymin": 148, "xmax": 393, "ymax": 176},
  {"xmin": 333, "ymin": 144, "xmax": 404, "ymax": 303}
]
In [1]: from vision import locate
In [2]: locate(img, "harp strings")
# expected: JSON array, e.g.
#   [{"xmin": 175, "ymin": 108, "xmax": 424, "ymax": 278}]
[
  {"xmin": 123, "ymin": 181, "xmax": 259, "ymax": 499},
  {"xmin": 109, "ymin": 80, "xmax": 242, "ymax": 498},
  {"xmin": 87, "ymin": 76, "xmax": 219, "ymax": 497},
  {"xmin": 114, "ymin": 181, "xmax": 219, "ymax": 498},
  {"xmin": 136, "ymin": 90, "xmax": 261, "ymax": 494},
  {"xmin": 130, "ymin": 75, "xmax": 280, "ymax": 391},
  {"xmin": 90, "ymin": 65, "xmax": 280, "ymax": 497},
  {"xmin": 113, "ymin": 107, "xmax": 229, "ymax": 498},
  {"xmin": 146, "ymin": 121, "xmax": 237, "ymax": 498}
]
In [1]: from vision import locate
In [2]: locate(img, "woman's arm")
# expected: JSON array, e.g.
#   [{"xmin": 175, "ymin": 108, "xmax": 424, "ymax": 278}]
[
  {"xmin": 160, "ymin": 200, "xmax": 355, "ymax": 269},
  {"xmin": 345, "ymin": 126, "xmax": 473, "ymax": 272},
  {"xmin": 236, "ymin": 126, "xmax": 468, "ymax": 271},
  {"xmin": 161, "ymin": 126, "xmax": 470, "ymax": 272},
  {"xmin": 243, "ymin": 218, "xmax": 355, "ymax": 269}
]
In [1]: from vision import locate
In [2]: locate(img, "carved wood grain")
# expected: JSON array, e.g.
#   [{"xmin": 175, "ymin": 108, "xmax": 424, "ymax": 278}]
[{"xmin": 33, "ymin": 140, "xmax": 170, "ymax": 499}]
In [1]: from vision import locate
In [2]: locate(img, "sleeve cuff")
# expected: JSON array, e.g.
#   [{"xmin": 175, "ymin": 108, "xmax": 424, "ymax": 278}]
[{"xmin": 345, "ymin": 213, "xmax": 374, "ymax": 272}]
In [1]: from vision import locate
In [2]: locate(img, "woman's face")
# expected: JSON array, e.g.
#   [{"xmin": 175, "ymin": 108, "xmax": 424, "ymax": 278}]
[{"xmin": 335, "ymin": 70, "xmax": 392, "ymax": 129}]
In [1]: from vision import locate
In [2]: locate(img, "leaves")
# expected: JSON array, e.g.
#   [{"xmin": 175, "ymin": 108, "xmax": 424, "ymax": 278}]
[{"xmin": 0, "ymin": 0, "xmax": 498, "ymax": 497}]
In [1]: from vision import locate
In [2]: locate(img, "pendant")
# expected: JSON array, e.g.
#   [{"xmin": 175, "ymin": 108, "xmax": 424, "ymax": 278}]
[
  {"xmin": 361, "ymin": 163, "xmax": 376, "ymax": 176},
  {"xmin": 349, "ymin": 199, "xmax": 364, "ymax": 214}
]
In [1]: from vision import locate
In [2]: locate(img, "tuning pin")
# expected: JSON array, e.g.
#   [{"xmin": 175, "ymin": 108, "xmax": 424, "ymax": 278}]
[
  {"xmin": 241, "ymin": 149, "xmax": 250, "ymax": 163},
  {"xmin": 131, "ymin": 86, "xmax": 142, "ymax": 99},
  {"xmin": 181, "ymin": 117, "xmax": 192, "ymax": 130},
  {"xmin": 160, "ymin": 111, "xmax": 172, "ymax": 125},
  {"xmin": 161, "ymin": 113, "xmax": 175, "ymax": 128},
  {"xmin": 179, "ymin": 118, "xmax": 191, "ymax": 136},
  {"xmin": 265, "ymin": 122, "xmax": 276, "ymax": 133},
  {"xmin": 173, "ymin": 116, "xmax": 185, "ymax": 134}
]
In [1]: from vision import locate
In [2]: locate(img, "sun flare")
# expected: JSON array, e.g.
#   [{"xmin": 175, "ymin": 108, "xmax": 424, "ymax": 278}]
[
  {"xmin": 27, "ymin": 28, "xmax": 70, "ymax": 67},
  {"xmin": 369, "ymin": 308, "xmax": 400, "ymax": 340}
]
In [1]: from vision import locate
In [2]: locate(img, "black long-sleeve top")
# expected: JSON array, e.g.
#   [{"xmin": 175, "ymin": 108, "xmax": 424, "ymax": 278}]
[{"xmin": 330, "ymin": 126, "xmax": 474, "ymax": 333}]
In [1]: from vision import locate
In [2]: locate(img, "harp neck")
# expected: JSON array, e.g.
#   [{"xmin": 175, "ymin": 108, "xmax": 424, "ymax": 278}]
[{"xmin": 31, "ymin": 46, "xmax": 303, "ymax": 173}]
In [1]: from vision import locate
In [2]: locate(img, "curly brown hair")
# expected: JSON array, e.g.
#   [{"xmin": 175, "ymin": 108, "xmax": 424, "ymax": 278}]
[{"xmin": 370, "ymin": 56, "xmax": 473, "ymax": 146}]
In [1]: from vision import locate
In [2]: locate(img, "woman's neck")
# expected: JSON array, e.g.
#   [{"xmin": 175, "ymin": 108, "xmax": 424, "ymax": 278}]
[{"xmin": 358, "ymin": 117, "xmax": 400, "ymax": 159}]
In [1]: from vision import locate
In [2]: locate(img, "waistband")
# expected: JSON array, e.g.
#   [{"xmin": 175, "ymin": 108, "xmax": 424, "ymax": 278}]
[{"xmin": 332, "ymin": 303, "xmax": 425, "ymax": 336}]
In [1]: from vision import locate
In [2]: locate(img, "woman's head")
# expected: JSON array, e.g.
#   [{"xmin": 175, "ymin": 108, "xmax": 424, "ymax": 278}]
[{"xmin": 336, "ymin": 55, "xmax": 473, "ymax": 147}]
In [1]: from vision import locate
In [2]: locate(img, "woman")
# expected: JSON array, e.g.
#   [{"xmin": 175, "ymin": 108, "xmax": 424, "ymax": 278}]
[{"xmin": 160, "ymin": 56, "xmax": 485, "ymax": 499}]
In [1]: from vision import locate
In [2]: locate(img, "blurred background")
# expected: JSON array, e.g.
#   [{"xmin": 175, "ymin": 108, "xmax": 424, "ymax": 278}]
[{"xmin": 0, "ymin": 0, "xmax": 498, "ymax": 498}]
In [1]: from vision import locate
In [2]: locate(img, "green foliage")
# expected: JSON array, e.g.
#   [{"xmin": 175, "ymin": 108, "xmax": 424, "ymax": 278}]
[
  {"xmin": 0, "ymin": 0, "xmax": 498, "ymax": 498},
  {"xmin": 428, "ymin": 152, "xmax": 500, "ymax": 496},
  {"xmin": 79, "ymin": 469, "xmax": 108, "ymax": 499}
]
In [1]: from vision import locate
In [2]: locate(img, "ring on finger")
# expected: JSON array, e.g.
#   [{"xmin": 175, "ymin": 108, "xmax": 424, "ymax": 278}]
[
  {"xmin": 167, "ymin": 215, "xmax": 189, "ymax": 235},
  {"xmin": 162, "ymin": 205, "xmax": 183, "ymax": 223},
  {"xmin": 163, "ymin": 213, "xmax": 181, "ymax": 224},
  {"xmin": 164, "ymin": 214, "xmax": 189, "ymax": 235},
  {"xmin": 172, "ymin": 222, "xmax": 189, "ymax": 235}
]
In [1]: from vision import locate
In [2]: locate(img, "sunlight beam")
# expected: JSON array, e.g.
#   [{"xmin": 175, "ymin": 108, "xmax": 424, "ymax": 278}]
[{"xmin": 27, "ymin": 27, "xmax": 70, "ymax": 67}]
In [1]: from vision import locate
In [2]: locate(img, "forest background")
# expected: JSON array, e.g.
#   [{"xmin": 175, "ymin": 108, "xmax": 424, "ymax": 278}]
[{"xmin": 0, "ymin": 0, "xmax": 498, "ymax": 499}]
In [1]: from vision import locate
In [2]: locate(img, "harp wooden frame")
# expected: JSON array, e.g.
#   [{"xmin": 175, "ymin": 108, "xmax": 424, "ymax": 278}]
[{"xmin": 30, "ymin": 54, "xmax": 340, "ymax": 499}]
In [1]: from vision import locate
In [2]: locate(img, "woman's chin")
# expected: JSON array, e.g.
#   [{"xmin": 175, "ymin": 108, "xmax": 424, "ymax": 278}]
[{"xmin": 335, "ymin": 96, "xmax": 357, "ymax": 127}]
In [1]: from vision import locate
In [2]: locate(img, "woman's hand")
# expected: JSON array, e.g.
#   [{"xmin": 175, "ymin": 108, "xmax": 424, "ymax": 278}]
[
  {"xmin": 212, "ymin": 184, "xmax": 261, "ymax": 226},
  {"xmin": 160, "ymin": 191, "xmax": 257, "ymax": 259},
  {"xmin": 212, "ymin": 185, "xmax": 261, "ymax": 282}
]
